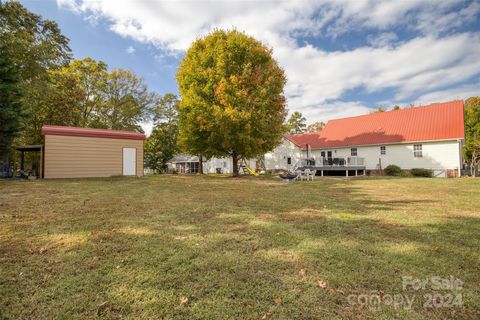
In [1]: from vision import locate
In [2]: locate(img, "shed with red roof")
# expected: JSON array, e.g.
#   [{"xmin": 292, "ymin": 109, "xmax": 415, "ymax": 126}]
[{"xmin": 41, "ymin": 125, "xmax": 145, "ymax": 178}]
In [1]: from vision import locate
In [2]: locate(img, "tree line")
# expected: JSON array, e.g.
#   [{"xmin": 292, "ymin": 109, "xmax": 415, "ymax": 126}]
[
  {"xmin": 0, "ymin": 1, "xmax": 178, "ymax": 166},
  {"xmin": 0, "ymin": 3, "xmax": 288, "ymax": 176}
]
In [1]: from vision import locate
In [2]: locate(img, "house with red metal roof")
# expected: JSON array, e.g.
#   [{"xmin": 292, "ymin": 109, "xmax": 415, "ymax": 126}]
[{"xmin": 265, "ymin": 100, "xmax": 465, "ymax": 177}]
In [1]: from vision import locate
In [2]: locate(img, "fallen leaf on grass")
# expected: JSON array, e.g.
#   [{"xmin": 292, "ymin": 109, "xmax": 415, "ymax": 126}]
[
  {"xmin": 299, "ymin": 269, "xmax": 306, "ymax": 277},
  {"xmin": 180, "ymin": 296, "xmax": 189, "ymax": 305},
  {"xmin": 317, "ymin": 280, "xmax": 327, "ymax": 288},
  {"xmin": 274, "ymin": 297, "xmax": 282, "ymax": 305}
]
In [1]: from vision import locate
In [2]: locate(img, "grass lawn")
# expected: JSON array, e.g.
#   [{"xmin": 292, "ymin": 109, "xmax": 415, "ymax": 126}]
[{"xmin": 0, "ymin": 175, "xmax": 479, "ymax": 319}]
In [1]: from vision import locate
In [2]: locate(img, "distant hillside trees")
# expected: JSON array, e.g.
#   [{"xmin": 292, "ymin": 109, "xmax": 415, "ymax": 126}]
[
  {"xmin": 464, "ymin": 96, "xmax": 480, "ymax": 176},
  {"xmin": 370, "ymin": 106, "xmax": 388, "ymax": 113},
  {"xmin": 177, "ymin": 30, "xmax": 287, "ymax": 176}
]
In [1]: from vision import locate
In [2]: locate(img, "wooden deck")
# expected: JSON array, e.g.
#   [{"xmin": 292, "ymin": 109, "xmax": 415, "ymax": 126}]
[{"xmin": 298, "ymin": 165, "xmax": 367, "ymax": 176}]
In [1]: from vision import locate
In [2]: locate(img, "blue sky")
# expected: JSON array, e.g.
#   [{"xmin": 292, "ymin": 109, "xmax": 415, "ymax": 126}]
[{"xmin": 21, "ymin": 0, "xmax": 480, "ymax": 131}]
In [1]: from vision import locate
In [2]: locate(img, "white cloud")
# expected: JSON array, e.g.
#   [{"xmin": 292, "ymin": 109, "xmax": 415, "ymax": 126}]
[
  {"xmin": 125, "ymin": 45, "xmax": 135, "ymax": 54},
  {"xmin": 367, "ymin": 32, "xmax": 399, "ymax": 48},
  {"xmin": 57, "ymin": 0, "xmax": 480, "ymax": 123},
  {"xmin": 413, "ymin": 83, "xmax": 480, "ymax": 106},
  {"xmin": 281, "ymin": 33, "xmax": 480, "ymax": 110},
  {"xmin": 300, "ymin": 101, "xmax": 373, "ymax": 125},
  {"xmin": 414, "ymin": 1, "xmax": 480, "ymax": 36}
]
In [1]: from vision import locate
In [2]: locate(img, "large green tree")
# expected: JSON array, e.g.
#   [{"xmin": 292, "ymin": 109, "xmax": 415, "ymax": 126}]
[
  {"xmin": 287, "ymin": 111, "xmax": 307, "ymax": 134},
  {"xmin": 145, "ymin": 122, "xmax": 179, "ymax": 172},
  {"xmin": 152, "ymin": 93, "xmax": 179, "ymax": 125},
  {"xmin": 145, "ymin": 94, "xmax": 180, "ymax": 172},
  {"xmin": 0, "ymin": 45, "xmax": 23, "ymax": 161},
  {"xmin": 62, "ymin": 58, "xmax": 108, "ymax": 127},
  {"xmin": 94, "ymin": 69, "xmax": 157, "ymax": 131},
  {"xmin": 1, "ymin": 2, "xmax": 156, "ymax": 145},
  {"xmin": 22, "ymin": 59, "xmax": 99, "ymax": 142},
  {"xmin": 176, "ymin": 30, "xmax": 287, "ymax": 176},
  {"xmin": 22, "ymin": 58, "xmax": 156, "ymax": 141},
  {"xmin": 0, "ymin": 1, "xmax": 71, "ymax": 81},
  {"xmin": 0, "ymin": 1, "xmax": 72, "ymax": 144},
  {"xmin": 464, "ymin": 97, "xmax": 480, "ymax": 176}
]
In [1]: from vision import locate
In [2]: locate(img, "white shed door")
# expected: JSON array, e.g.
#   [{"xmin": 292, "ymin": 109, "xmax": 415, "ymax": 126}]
[{"xmin": 123, "ymin": 148, "xmax": 136, "ymax": 176}]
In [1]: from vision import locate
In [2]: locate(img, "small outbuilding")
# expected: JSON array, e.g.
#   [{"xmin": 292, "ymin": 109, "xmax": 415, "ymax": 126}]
[
  {"xmin": 42, "ymin": 125, "xmax": 145, "ymax": 179},
  {"xmin": 167, "ymin": 154, "xmax": 201, "ymax": 173}
]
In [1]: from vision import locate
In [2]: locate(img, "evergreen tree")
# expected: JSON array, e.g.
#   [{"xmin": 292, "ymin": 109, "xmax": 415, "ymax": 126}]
[{"xmin": 0, "ymin": 46, "xmax": 23, "ymax": 161}]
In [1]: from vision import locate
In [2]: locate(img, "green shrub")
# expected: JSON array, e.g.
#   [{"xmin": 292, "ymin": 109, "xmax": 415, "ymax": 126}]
[
  {"xmin": 399, "ymin": 170, "xmax": 412, "ymax": 177},
  {"xmin": 385, "ymin": 165, "xmax": 402, "ymax": 176},
  {"xmin": 411, "ymin": 168, "xmax": 433, "ymax": 177}
]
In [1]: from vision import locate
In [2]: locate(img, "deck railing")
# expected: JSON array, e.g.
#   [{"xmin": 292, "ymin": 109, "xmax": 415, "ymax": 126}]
[
  {"xmin": 347, "ymin": 156, "xmax": 365, "ymax": 166},
  {"xmin": 296, "ymin": 156, "xmax": 365, "ymax": 168}
]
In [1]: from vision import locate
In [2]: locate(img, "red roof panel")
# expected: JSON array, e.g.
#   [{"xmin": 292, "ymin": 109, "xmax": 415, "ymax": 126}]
[
  {"xmin": 42, "ymin": 125, "xmax": 146, "ymax": 140},
  {"xmin": 287, "ymin": 100, "xmax": 464, "ymax": 149}
]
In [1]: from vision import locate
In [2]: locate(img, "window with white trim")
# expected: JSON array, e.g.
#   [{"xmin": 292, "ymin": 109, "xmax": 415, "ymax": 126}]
[
  {"xmin": 414, "ymin": 144, "xmax": 423, "ymax": 157},
  {"xmin": 380, "ymin": 146, "xmax": 386, "ymax": 155},
  {"xmin": 351, "ymin": 148, "xmax": 357, "ymax": 156}
]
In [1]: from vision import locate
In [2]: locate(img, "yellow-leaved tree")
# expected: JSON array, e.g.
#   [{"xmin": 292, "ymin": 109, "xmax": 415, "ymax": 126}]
[{"xmin": 176, "ymin": 30, "xmax": 287, "ymax": 176}]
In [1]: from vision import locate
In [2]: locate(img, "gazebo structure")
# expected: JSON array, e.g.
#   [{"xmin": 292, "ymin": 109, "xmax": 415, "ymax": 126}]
[{"xmin": 15, "ymin": 145, "xmax": 43, "ymax": 178}]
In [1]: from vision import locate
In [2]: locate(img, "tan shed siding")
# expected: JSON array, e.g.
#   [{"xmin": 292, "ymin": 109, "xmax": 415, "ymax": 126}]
[{"xmin": 44, "ymin": 135, "xmax": 143, "ymax": 178}]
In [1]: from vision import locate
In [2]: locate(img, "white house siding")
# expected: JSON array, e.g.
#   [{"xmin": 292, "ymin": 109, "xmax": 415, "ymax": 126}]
[
  {"xmin": 266, "ymin": 138, "xmax": 462, "ymax": 175},
  {"xmin": 203, "ymin": 157, "xmax": 257, "ymax": 174},
  {"xmin": 310, "ymin": 140, "xmax": 462, "ymax": 172},
  {"xmin": 167, "ymin": 156, "xmax": 257, "ymax": 174},
  {"xmin": 265, "ymin": 139, "xmax": 303, "ymax": 171},
  {"xmin": 203, "ymin": 157, "xmax": 231, "ymax": 174}
]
